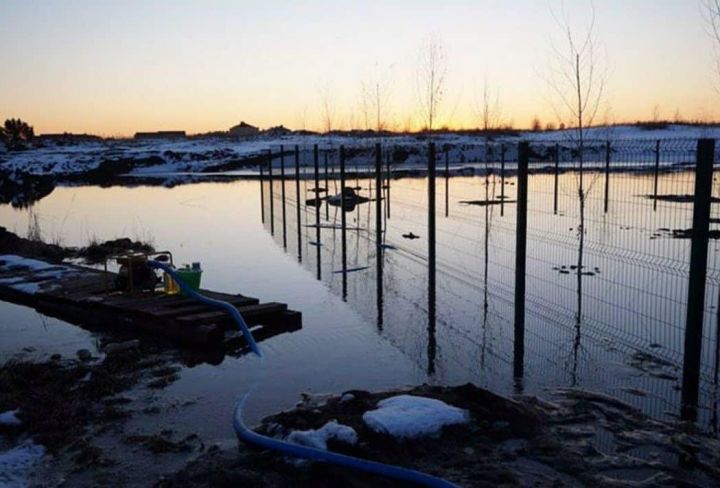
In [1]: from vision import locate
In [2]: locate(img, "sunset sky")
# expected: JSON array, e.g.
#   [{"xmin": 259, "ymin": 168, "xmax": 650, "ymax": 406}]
[{"xmin": 0, "ymin": 0, "xmax": 717, "ymax": 136}]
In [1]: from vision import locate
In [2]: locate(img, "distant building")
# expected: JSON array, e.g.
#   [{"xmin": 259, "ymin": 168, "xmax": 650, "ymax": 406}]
[
  {"xmin": 264, "ymin": 125, "xmax": 292, "ymax": 136},
  {"xmin": 36, "ymin": 133, "xmax": 102, "ymax": 143},
  {"xmin": 134, "ymin": 131, "xmax": 186, "ymax": 140},
  {"xmin": 228, "ymin": 121, "xmax": 259, "ymax": 137}
]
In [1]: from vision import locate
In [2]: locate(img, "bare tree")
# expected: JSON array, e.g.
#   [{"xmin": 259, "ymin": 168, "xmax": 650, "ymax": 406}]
[
  {"xmin": 547, "ymin": 1, "xmax": 606, "ymax": 150},
  {"xmin": 359, "ymin": 84, "xmax": 371, "ymax": 131},
  {"xmin": 476, "ymin": 78, "xmax": 504, "ymax": 132},
  {"xmin": 652, "ymin": 104, "xmax": 661, "ymax": 123},
  {"xmin": 360, "ymin": 64, "xmax": 394, "ymax": 133},
  {"xmin": 295, "ymin": 104, "xmax": 309, "ymax": 131},
  {"xmin": 673, "ymin": 107, "xmax": 684, "ymax": 124},
  {"xmin": 531, "ymin": 116, "xmax": 542, "ymax": 132},
  {"xmin": 416, "ymin": 37, "xmax": 447, "ymax": 133},
  {"xmin": 703, "ymin": 0, "xmax": 720, "ymax": 90},
  {"xmin": 546, "ymin": 0, "xmax": 607, "ymax": 380},
  {"xmin": 318, "ymin": 84, "xmax": 336, "ymax": 133}
]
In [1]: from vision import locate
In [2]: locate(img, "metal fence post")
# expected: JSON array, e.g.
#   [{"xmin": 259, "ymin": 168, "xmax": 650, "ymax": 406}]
[
  {"xmin": 445, "ymin": 148, "xmax": 449, "ymax": 217},
  {"xmin": 386, "ymin": 148, "xmax": 392, "ymax": 219},
  {"xmin": 553, "ymin": 143, "xmax": 559, "ymax": 215},
  {"xmin": 604, "ymin": 141, "xmax": 611, "ymax": 214},
  {"xmin": 375, "ymin": 143, "xmax": 384, "ymax": 332},
  {"xmin": 324, "ymin": 151, "xmax": 330, "ymax": 220},
  {"xmin": 314, "ymin": 145, "xmax": 321, "ymax": 280},
  {"xmin": 428, "ymin": 142, "xmax": 437, "ymax": 375},
  {"xmin": 514, "ymin": 142, "xmax": 529, "ymax": 379},
  {"xmin": 501, "ymin": 144, "xmax": 506, "ymax": 217},
  {"xmin": 280, "ymin": 145, "xmax": 287, "ymax": 249},
  {"xmin": 340, "ymin": 146, "xmax": 347, "ymax": 300},
  {"xmin": 268, "ymin": 150, "xmax": 274, "ymax": 236},
  {"xmin": 653, "ymin": 139, "xmax": 661, "ymax": 212},
  {"xmin": 295, "ymin": 145, "xmax": 302, "ymax": 262},
  {"xmin": 681, "ymin": 138, "xmax": 715, "ymax": 421},
  {"xmin": 259, "ymin": 162, "xmax": 265, "ymax": 224}
]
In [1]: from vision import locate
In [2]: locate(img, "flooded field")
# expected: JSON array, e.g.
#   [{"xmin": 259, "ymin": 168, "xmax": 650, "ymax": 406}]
[
  {"xmin": 1, "ymin": 166, "xmax": 719, "ymax": 437},
  {"xmin": 261, "ymin": 164, "xmax": 720, "ymax": 431}
]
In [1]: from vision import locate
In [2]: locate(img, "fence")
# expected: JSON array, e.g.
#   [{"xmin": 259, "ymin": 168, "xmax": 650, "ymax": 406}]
[{"xmin": 259, "ymin": 137, "xmax": 720, "ymax": 431}]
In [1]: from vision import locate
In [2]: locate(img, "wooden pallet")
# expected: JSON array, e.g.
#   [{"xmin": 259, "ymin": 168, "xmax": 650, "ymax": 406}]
[{"xmin": 0, "ymin": 256, "xmax": 302, "ymax": 351}]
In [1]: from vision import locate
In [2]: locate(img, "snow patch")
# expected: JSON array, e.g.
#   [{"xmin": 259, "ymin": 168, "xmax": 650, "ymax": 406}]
[
  {"xmin": 0, "ymin": 440, "xmax": 45, "ymax": 487},
  {"xmin": 286, "ymin": 420, "xmax": 358, "ymax": 450},
  {"xmin": 0, "ymin": 410, "xmax": 21, "ymax": 427},
  {"xmin": 0, "ymin": 255, "xmax": 87, "ymax": 295},
  {"xmin": 362, "ymin": 395, "xmax": 469, "ymax": 439}
]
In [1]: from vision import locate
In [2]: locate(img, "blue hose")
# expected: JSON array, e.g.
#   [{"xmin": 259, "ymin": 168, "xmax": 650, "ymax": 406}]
[
  {"xmin": 233, "ymin": 396, "xmax": 460, "ymax": 488},
  {"xmin": 148, "ymin": 260, "xmax": 262, "ymax": 357},
  {"xmin": 153, "ymin": 260, "xmax": 459, "ymax": 487}
]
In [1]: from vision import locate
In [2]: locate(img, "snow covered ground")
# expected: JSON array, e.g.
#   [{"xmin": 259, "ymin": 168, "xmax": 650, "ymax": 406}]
[
  {"xmin": 0, "ymin": 124, "xmax": 718, "ymax": 182},
  {"xmin": 0, "ymin": 255, "xmax": 91, "ymax": 295},
  {"xmin": 286, "ymin": 420, "xmax": 358, "ymax": 450}
]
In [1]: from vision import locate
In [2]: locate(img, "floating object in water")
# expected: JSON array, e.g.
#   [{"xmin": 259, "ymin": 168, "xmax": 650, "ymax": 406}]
[
  {"xmin": 643, "ymin": 194, "xmax": 720, "ymax": 203},
  {"xmin": 402, "ymin": 232, "xmax": 420, "ymax": 240},
  {"xmin": 332, "ymin": 266, "xmax": 369, "ymax": 274},
  {"xmin": 381, "ymin": 244, "xmax": 397, "ymax": 250},
  {"xmin": 305, "ymin": 197, "xmax": 325, "ymax": 207},
  {"xmin": 459, "ymin": 199, "xmax": 516, "ymax": 206},
  {"xmin": 304, "ymin": 224, "xmax": 365, "ymax": 231},
  {"xmin": 327, "ymin": 187, "xmax": 370, "ymax": 209}
]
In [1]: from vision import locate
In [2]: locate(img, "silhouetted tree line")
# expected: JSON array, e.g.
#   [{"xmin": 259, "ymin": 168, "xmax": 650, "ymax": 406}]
[{"xmin": 0, "ymin": 118, "xmax": 34, "ymax": 150}]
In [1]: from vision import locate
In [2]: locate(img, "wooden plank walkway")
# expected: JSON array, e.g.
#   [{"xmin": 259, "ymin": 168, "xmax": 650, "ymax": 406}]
[{"xmin": 0, "ymin": 255, "xmax": 302, "ymax": 351}]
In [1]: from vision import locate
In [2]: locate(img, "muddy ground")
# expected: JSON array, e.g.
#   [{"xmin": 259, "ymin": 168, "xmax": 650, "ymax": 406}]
[
  {"xmin": 2, "ymin": 341, "xmax": 720, "ymax": 488},
  {"xmin": 2, "ymin": 231, "xmax": 720, "ymax": 486},
  {"xmin": 0, "ymin": 226, "xmax": 154, "ymax": 264}
]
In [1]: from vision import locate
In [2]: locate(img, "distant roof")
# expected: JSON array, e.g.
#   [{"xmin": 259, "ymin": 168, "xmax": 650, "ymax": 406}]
[
  {"xmin": 134, "ymin": 131, "xmax": 186, "ymax": 139},
  {"xmin": 230, "ymin": 121, "xmax": 258, "ymax": 130}
]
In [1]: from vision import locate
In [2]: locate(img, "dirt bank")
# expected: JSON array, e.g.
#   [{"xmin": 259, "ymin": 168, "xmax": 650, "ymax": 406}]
[
  {"xmin": 162, "ymin": 385, "xmax": 720, "ymax": 487},
  {"xmin": 0, "ymin": 226, "xmax": 154, "ymax": 264}
]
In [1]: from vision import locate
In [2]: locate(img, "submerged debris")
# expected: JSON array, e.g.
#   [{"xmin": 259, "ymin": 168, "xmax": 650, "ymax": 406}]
[
  {"xmin": 653, "ymin": 228, "xmax": 720, "ymax": 240},
  {"xmin": 643, "ymin": 194, "xmax": 720, "ymax": 203},
  {"xmin": 459, "ymin": 199, "xmax": 516, "ymax": 206}
]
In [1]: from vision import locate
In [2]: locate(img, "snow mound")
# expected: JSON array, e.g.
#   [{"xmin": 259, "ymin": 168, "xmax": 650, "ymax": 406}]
[
  {"xmin": 0, "ymin": 410, "xmax": 21, "ymax": 427},
  {"xmin": 362, "ymin": 395, "xmax": 470, "ymax": 439},
  {"xmin": 286, "ymin": 420, "xmax": 358, "ymax": 450},
  {"xmin": 0, "ymin": 440, "xmax": 45, "ymax": 487}
]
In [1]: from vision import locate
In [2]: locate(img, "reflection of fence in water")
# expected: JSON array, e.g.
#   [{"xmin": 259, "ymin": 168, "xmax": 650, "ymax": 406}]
[{"xmin": 260, "ymin": 138, "xmax": 719, "ymax": 429}]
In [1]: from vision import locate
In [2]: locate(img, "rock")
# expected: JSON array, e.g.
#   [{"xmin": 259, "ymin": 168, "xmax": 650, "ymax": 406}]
[
  {"xmin": 76, "ymin": 349, "xmax": 93, "ymax": 362},
  {"xmin": 102, "ymin": 340, "xmax": 140, "ymax": 356},
  {"xmin": 50, "ymin": 353, "xmax": 62, "ymax": 361}
]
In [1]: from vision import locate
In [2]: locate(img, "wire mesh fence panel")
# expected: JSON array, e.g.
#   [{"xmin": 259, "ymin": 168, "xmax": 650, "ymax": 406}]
[{"xmin": 260, "ymin": 137, "xmax": 720, "ymax": 431}]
